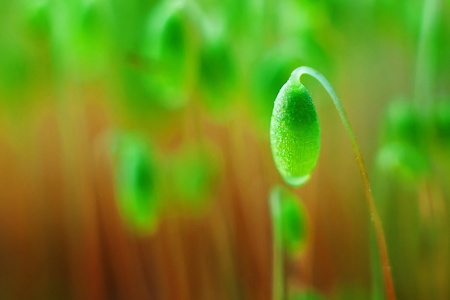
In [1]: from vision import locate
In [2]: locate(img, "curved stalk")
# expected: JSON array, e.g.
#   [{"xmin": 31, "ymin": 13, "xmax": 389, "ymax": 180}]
[
  {"xmin": 269, "ymin": 189, "xmax": 284, "ymax": 300},
  {"xmin": 292, "ymin": 66, "xmax": 396, "ymax": 300}
]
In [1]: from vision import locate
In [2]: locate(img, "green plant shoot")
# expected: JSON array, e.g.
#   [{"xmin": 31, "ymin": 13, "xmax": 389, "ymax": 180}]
[{"xmin": 270, "ymin": 66, "xmax": 396, "ymax": 300}]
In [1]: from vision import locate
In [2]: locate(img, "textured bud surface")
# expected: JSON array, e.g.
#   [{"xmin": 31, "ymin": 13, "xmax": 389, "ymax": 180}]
[{"xmin": 270, "ymin": 73, "xmax": 320, "ymax": 186}]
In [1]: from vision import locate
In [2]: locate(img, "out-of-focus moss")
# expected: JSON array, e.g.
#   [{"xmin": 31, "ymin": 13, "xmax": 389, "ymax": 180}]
[
  {"xmin": 110, "ymin": 132, "xmax": 160, "ymax": 235},
  {"xmin": 289, "ymin": 289, "xmax": 325, "ymax": 300},
  {"xmin": 120, "ymin": 60, "xmax": 187, "ymax": 112},
  {"xmin": 72, "ymin": 0, "xmax": 112, "ymax": 78},
  {"xmin": 198, "ymin": 38, "xmax": 236, "ymax": 113},
  {"xmin": 430, "ymin": 99, "xmax": 450, "ymax": 148},
  {"xmin": 129, "ymin": 1, "xmax": 199, "ymax": 111},
  {"xmin": 270, "ymin": 185, "xmax": 308, "ymax": 256},
  {"xmin": 109, "ymin": 0, "xmax": 150, "ymax": 54},
  {"xmin": 376, "ymin": 142, "xmax": 430, "ymax": 183},
  {"xmin": 0, "ymin": 41, "xmax": 33, "ymax": 100},
  {"xmin": 24, "ymin": 0, "xmax": 51, "ymax": 41},
  {"xmin": 281, "ymin": 191, "xmax": 308, "ymax": 255},
  {"xmin": 251, "ymin": 52, "xmax": 300, "ymax": 133},
  {"xmin": 381, "ymin": 99, "xmax": 424, "ymax": 148},
  {"xmin": 170, "ymin": 143, "xmax": 221, "ymax": 215}
]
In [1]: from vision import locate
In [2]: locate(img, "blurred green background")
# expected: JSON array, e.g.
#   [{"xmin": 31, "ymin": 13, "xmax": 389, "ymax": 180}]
[{"xmin": 0, "ymin": 0, "xmax": 449, "ymax": 299}]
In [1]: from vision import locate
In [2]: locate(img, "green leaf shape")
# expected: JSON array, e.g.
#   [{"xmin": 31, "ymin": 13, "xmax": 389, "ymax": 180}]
[
  {"xmin": 270, "ymin": 185, "xmax": 308, "ymax": 256},
  {"xmin": 270, "ymin": 72, "xmax": 320, "ymax": 187},
  {"xmin": 111, "ymin": 133, "xmax": 159, "ymax": 234}
]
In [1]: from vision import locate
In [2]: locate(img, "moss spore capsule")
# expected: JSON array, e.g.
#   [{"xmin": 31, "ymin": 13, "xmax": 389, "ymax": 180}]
[
  {"xmin": 270, "ymin": 72, "xmax": 320, "ymax": 186},
  {"xmin": 271, "ymin": 66, "xmax": 396, "ymax": 299}
]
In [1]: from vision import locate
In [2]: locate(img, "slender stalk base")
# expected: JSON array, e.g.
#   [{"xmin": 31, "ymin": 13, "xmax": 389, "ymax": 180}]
[
  {"xmin": 292, "ymin": 66, "xmax": 396, "ymax": 300},
  {"xmin": 269, "ymin": 189, "xmax": 284, "ymax": 300}
]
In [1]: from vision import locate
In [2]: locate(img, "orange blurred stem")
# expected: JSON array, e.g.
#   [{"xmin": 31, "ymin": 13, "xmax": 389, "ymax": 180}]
[{"xmin": 292, "ymin": 66, "xmax": 396, "ymax": 300}]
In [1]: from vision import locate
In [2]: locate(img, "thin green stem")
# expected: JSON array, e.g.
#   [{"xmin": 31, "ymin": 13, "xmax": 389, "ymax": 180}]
[
  {"xmin": 269, "ymin": 190, "xmax": 284, "ymax": 300},
  {"xmin": 292, "ymin": 66, "xmax": 396, "ymax": 300}
]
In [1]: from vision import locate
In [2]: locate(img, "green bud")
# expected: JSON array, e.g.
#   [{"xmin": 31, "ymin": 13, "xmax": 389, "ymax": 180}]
[{"xmin": 270, "ymin": 72, "xmax": 320, "ymax": 187}]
